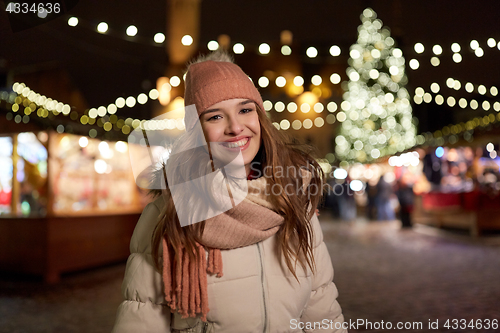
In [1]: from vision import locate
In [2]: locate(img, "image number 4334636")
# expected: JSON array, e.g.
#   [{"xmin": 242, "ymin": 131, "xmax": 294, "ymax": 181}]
[{"xmin": 4, "ymin": 1, "xmax": 79, "ymax": 32}]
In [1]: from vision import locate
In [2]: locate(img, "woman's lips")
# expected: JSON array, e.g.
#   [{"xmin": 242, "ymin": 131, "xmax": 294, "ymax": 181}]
[{"xmin": 220, "ymin": 137, "xmax": 250, "ymax": 150}]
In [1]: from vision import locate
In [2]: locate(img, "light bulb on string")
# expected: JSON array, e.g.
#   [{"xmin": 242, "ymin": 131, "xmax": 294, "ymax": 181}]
[{"xmin": 126, "ymin": 25, "xmax": 138, "ymax": 37}]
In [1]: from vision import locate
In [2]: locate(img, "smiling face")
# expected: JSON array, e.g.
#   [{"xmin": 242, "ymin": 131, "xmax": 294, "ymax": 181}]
[{"xmin": 200, "ymin": 98, "xmax": 261, "ymax": 175}]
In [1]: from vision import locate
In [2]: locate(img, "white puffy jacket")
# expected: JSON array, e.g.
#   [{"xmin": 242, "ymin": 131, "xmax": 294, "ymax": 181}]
[{"xmin": 112, "ymin": 196, "xmax": 347, "ymax": 333}]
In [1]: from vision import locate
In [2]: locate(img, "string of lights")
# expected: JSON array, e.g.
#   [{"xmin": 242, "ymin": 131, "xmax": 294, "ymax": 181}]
[
  {"xmin": 4, "ymin": 11, "xmax": 500, "ymax": 159},
  {"xmin": 63, "ymin": 16, "xmax": 499, "ymax": 62},
  {"xmin": 11, "ymin": 82, "xmax": 162, "ymax": 118},
  {"xmin": 412, "ymin": 84, "xmax": 500, "ymax": 111},
  {"xmin": 442, "ymin": 78, "xmax": 498, "ymax": 97},
  {"xmin": 7, "ymin": 83, "xmax": 172, "ymax": 134},
  {"xmin": 10, "ymin": 72, "xmax": 497, "ymax": 130},
  {"xmin": 421, "ymin": 112, "xmax": 500, "ymax": 147},
  {"xmin": 1, "ymin": 83, "xmax": 340, "ymax": 136},
  {"xmin": 264, "ymin": 100, "xmax": 338, "ymax": 114},
  {"xmin": 30, "ymin": 15, "xmax": 500, "ymax": 122},
  {"xmin": 4, "ymin": 76, "xmax": 498, "ymax": 146},
  {"xmin": 3, "ymin": 83, "xmax": 169, "ymax": 137},
  {"xmin": 271, "ymin": 116, "xmax": 330, "ymax": 131},
  {"xmin": 411, "ymin": 80, "xmax": 500, "ymax": 149},
  {"xmin": 66, "ymin": 16, "xmax": 167, "ymax": 46},
  {"xmin": 3, "ymin": 86, "xmax": 498, "ymax": 165},
  {"xmin": 408, "ymin": 38, "xmax": 500, "ymax": 69},
  {"xmin": 5, "ymin": 71, "xmax": 500, "ymax": 141},
  {"xmin": 1, "ymin": 93, "xmax": 188, "ymax": 138},
  {"xmin": 0, "ymin": 86, "xmax": 342, "ymax": 165}
]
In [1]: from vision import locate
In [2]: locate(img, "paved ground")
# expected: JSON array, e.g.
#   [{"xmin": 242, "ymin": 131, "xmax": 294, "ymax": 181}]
[
  {"xmin": 321, "ymin": 213, "xmax": 500, "ymax": 333},
  {"xmin": 1, "ymin": 213, "xmax": 499, "ymax": 333}
]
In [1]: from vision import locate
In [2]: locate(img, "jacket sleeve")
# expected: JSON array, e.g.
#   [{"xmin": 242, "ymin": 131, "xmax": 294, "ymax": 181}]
[
  {"xmin": 112, "ymin": 199, "xmax": 172, "ymax": 333},
  {"xmin": 300, "ymin": 214, "xmax": 347, "ymax": 333}
]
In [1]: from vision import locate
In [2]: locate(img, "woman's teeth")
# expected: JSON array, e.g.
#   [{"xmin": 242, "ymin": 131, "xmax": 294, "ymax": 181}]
[{"xmin": 223, "ymin": 138, "xmax": 249, "ymax": 148}]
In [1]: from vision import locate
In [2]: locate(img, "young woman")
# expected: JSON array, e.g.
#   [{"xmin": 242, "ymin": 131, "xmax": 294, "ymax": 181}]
[{"xmin": 112, "ymin": 51, "xmax": 347, "ymax": 333}]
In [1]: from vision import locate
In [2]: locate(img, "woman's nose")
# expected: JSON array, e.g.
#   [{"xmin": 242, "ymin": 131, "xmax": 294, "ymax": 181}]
[{"xmin": 226, "ymin": 117, "xmax": 243, "ymax": 135}]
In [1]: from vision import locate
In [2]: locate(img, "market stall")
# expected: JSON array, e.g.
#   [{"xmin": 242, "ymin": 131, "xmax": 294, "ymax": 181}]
[
  {"xmin": 412, "ymin": 145, "xmax": 500, "ymax": 236},
  {"xmin": 0, "ymin": 130, "xmax": 144, "ymax": 283}
]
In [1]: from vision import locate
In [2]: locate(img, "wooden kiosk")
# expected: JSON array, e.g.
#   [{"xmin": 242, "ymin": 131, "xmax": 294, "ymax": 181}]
[{"xmin": 0, "ymin": 129, "xmax": 144, "ymax": 283}]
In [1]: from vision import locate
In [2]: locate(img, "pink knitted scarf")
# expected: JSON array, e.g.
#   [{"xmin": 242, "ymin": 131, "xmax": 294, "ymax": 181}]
[{"xmin": 161, "ymin": 177, "xmax": 284, "ymax": 321}]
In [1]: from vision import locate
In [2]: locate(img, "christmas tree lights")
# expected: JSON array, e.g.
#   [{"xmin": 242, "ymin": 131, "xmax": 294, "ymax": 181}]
[{"xmin": 335, "ymin": 8, "xmax": 417, "ymax": 164}]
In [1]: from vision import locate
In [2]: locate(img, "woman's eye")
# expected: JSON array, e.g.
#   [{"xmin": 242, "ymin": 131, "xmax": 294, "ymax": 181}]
[
  {"xmin": 240, "ymin": 108, "xmax": 254, "ymax": 114},
  {"xmin": 207, "ymin": 114, "xmax": 222, "ymax": 121}
]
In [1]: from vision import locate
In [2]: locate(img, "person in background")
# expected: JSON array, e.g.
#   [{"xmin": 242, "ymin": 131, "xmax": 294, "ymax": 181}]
[
  {"xmin": 365, "ymin": 179, "xmax": 377, "ymax": 220},
  {"xmin": 375, "ymin": 175, "xmax": 395, "ymax": 221},
  {"xmin": 423, "ymin": 147, "xmax": 442, "ymax": 191},
  {"xmin": 338, "ymin": 176, "xmax": 357, "ymax": 221},
  {"xmin": 396, "ymin": 173, "xmax": 414, "ymax": 228},
  {"xmin": 324, "ymin": 175, "xmax": 341, "ymax": 218}
]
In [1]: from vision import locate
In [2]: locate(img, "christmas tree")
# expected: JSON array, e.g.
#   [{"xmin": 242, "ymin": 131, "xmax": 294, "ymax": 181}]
[{"xmin": 335, "ymin": 8, "xmax": 416, "ymax": 164}]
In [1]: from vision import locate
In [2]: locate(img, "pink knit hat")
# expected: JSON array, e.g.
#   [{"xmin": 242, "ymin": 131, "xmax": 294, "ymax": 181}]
[{"xmin": 184, "ymin": 60, "xmax": 264, "ymax": 130}]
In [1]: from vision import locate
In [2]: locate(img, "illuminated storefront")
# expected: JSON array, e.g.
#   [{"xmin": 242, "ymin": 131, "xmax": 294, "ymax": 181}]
[
  {"xmin": 411, "ymin": 144, "xmax": 500, "ymax": 236},
  {"xmin": 0, "ymin": 133, "xmax": 48, "ymax": 216},
  {"xmin": 0, "ymin": 130, "xmax": 144, "ymax": 283}
]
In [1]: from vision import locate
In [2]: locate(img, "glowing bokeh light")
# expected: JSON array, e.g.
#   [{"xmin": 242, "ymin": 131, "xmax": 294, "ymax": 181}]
[
  {"xmin": 181, "ymin": 35, "xmax": 193, "ymax": 46},
  {"xmin": 435, "ymin": 147, "xmax": 444, "ymax": 158},
  {"xmin": 293, "ymin": 76, "xmax": 304, "ymax": 86},
  {"xmin": 259, "ymin": 43, "xmax": 270, "ymax": 55},
  {"xmin": 330, "ymin": 45, "xmax": 341, "ymax": 56},
  {"xmin": 306, "ymin": 47, "xmax": 318, "ymax": 58},
  {"xmin": 97, "ymin": 22, "xmax": 108, "ymax": 33},
  {"xmin": 258, "ymin": 77, "xmax": 269, "ymax": 88},
  {"xmin": 126, "ymin": 25, "xmax": 138, "ymax": 37},
  {"xmin": 414, "ymin": 43, "xmax": 425, "ymax": 53},
  {"xmin": 432, "ymin": 45, "xmax": 443, "ymax": 55},
  {"xmin": 207, "ymin": 40, "xmax": 219, "ymax": 50},
  {"xmin": 68, "ymin": 17, "xmax": 78, "ymax": 26},
  {"xmin": 330, "ymin": 73, "xmax": 341, "ymax": 84},
  {"xmin": 154, "ymin": 33, "xmax": 166, "ymax": 43},
  {"xmin": 233, "ymin": 43, "xmax": 245, "ymax": 54},
  {"xmin": 409, "ymin": 59, "xmax": 419, "ymax": 70}
]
